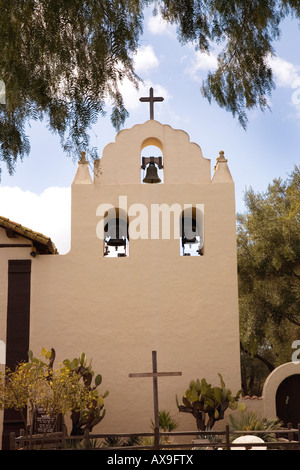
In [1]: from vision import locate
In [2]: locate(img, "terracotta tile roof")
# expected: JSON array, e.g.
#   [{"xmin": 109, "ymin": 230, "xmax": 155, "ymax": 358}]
[{"xmin": 0, "ymin": 216, "xmax": 58, "ymax": 254}]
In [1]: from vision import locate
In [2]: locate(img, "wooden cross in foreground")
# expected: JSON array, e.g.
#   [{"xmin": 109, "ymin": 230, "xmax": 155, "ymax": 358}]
[
  {"xmin": 129, "ymin": 351, "xmax": 182, "ymax": 449},
  {"xmin": 139, "ymin": 87, "xmax": 164, "ymax": 120}
]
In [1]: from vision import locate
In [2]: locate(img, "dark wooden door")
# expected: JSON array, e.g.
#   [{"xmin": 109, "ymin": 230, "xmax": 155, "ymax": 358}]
[
  {"xmin": 2, "ymin": 260, "xmax": 31, "ymax": 450},
  {"xmin": 276, "ymin": 374, "xmax": 300, "ymax": 428}
]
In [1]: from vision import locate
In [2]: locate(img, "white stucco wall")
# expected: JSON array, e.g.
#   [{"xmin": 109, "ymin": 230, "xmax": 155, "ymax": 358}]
[{"xmin": 1, "ymin": 120, "xmax": 242, "ymax": 437}]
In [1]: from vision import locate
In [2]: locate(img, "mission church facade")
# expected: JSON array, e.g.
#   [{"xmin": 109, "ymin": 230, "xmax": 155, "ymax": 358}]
[{"xmin": 0, "ymin": 90, "xmax": 245, "ymax": 446}]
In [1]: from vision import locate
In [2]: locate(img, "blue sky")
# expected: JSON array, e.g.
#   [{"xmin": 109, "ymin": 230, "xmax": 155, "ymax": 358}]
[{"xmin": 0, "ymin": 8, "xmax": 299, "ymax": 254}]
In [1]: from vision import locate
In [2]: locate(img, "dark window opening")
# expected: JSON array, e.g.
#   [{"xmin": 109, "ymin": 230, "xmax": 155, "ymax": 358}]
[
  {"xmin": 180, "ymin": 208, "xmax": 204, "ymax": 256},
  {"xmin": 104, "ymin": 209, "xmax": 129, "ymax": 257}
]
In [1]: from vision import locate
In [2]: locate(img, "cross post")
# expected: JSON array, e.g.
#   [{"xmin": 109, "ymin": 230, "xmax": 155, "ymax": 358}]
[
  {"xmin": 129, "ymin": 351, "xmax": 182, "ymax": 450},
  {"xmin": 139, "ymin": 88, "xmax": 164, "ymax": 120}
]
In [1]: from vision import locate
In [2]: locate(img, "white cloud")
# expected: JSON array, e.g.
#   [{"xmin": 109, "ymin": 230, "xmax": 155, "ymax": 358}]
[
  {"xmin": 118, "ymin": 76, "xmax": 170, "ymax": 115},
  {"xmin": 104, "ymin": 45, "xmax": 161, "ymax": 113},
  {"xmin": 268, "ymin": 55, "xmax": 300, "ymax": 117},
  {"xmin": 0, "ymin": 186, "xmax": 71, "ymax": 254},
  {"xmin": 147, "ymin": 13, "xmax": 176, "ymax": 37},
  {"xmin": 184, "ymin": 50, "xmax": 218, "ymax": 82},
  {"xmin": 133, "ymin": 45, "xmax": 159, "ymax": 74},
  {"xmin": 103, "ymin": 45, "xmax": 159, "ymax": 113},
  {"xmin": 269, "ymin": 56, "xmax": 300, "ymax": 89}
]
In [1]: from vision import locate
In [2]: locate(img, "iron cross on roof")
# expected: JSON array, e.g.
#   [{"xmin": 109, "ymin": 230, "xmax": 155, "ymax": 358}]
[{"xmin": 139, "ymin": 87, "xmax": 164, "ymax": 120}]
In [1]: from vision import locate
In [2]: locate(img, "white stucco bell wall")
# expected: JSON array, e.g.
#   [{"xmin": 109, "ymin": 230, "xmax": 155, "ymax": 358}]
[{"xmin": 1, "ymin": 120, "xmax": 242, "ymax": 435}]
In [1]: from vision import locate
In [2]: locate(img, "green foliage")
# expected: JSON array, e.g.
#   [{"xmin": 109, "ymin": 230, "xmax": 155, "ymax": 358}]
[
  {"xmin": 0, "ymin": 0, "xmax": 143, "ymax": 171},
  {"xmin": 157, "ymin": 0, "xmax": 300, "ymax": 128},
  {"xmin": 102, "ymin": 435, "xmax": 143, "ymax": 448},
  {"xmin": 177, "ymin": 374, "xmax": 245, "ymax": 431},
  {"xmin": 238, "ymin": 166, "xmax": 300, "ymax": 367},
  {"xmin": 151, "ymin": 409, "xmax": 180, "ymax": 432},
  {"xmin": 0, "ymin": 347, "xmax": 108, "ymax": 437},
  {"xmin": 60, "ymin": 350, "xmax": 109, "ymax": 435},
  {"xmin": 229, "ymin": 411, "xmax": 282, "ymax": 442},
  {"xmin": 102, "ymin": 410, "xmax": 179, "ymax": 448},
  {"xmin": 240, "ymin": 348, "xmax": 273, "ymax": 397}
]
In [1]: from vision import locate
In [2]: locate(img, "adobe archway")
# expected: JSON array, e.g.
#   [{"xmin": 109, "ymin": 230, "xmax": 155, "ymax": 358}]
[{"xmin": 263, "ymin": 362, "xmax": 300, "ymax": 423}]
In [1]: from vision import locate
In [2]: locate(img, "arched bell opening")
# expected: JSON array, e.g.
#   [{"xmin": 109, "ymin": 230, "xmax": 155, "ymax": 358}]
[
  {"xmin": 141, "ymin": 142, "xmax": 163, "ymax": 184},
  {"xmin": 103, "ymin": 208, "xmax": 129, "ymax": 257},
  {"xmin": 180, "ymin": 207, "xmax": 204, "ymax": 256}
]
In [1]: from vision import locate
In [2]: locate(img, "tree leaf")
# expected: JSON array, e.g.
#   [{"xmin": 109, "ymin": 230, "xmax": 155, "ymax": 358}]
[
  {"xmin": 228, "ymin": 401, "xmax": 238, "ymax": 410},
  {"xmin": 213, "ymin": 387, "xmax": 223, "ymax": 403},
  {"xmin": 41, "ymin": 347, "xmax": 48, "ymax": 357},
  {"xmin": 238, "ymin": 403, "xmax": 247, "ymax": 413},
  {"xmin": 218, "ymin": 373, "xmax": 225, "ymax": 389},
  {"xmin": 95, "ymin": 374, "xmax": 102, "ymax": 387}
]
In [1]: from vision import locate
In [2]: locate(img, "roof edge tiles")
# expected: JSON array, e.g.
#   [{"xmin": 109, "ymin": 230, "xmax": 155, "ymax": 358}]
[{"xmin": 0, "ymin": 216, "xmax": 58, "ymax": 254}]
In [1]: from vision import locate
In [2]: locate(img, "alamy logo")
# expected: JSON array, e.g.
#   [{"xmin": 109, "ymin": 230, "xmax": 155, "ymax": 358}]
[
  {"xmin": 96, "ymin": 196, "xmax": 204, "ymax": 242},
  {"xmin": 291, "ymin": 340, "xmax": 300, "ymax": 364}
]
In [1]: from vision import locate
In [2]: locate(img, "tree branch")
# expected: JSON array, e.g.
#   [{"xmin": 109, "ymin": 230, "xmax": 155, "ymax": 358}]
[{"xmin": 240, "ymin": 342, "xmax": 275, "ymax": 372}]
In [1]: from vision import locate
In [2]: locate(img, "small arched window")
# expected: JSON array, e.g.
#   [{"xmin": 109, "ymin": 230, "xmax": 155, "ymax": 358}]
[
  {"xmin": 141, "ymin": 141, "xmax": 163, "ymax": 184},
  {"xmin": 180, "ymin": 207, "xmax": 204, "ymax": 256},
  {"xmin": 104, "ymin": 208, "xmax": 129, "ymax": 257}
]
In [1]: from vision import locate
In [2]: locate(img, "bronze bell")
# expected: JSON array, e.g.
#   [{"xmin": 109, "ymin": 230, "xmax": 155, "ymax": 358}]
[
  {"xmin": 181, "ymin": 217, "xmax": 198, "ymax": 245},
  {"xmin": 143, "ymin": 162, "xmax": 161, "ymax": 184},
  {"xmin": 104, "ymin": 219, "xmax": 128, "ymax": 247},
  {"xmin": 106, "ymin": 237, "xmax": 126, "ymax": 247}
]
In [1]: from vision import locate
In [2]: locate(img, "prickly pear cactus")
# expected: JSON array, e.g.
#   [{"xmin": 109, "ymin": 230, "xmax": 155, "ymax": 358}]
[
  {"xmin": 62, "ymin": 351, "xmax": 109, "ymax": 436},
  {"xmin": 40, "ymin": 348, "xmax": 109, "ymax": 436},
  {"xmin": 176, "ymin": 374, "xmax": 246, "ymax": 431}
]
